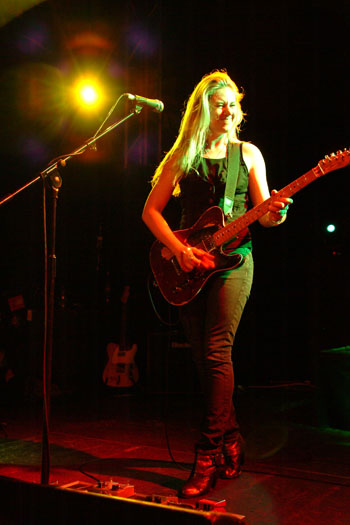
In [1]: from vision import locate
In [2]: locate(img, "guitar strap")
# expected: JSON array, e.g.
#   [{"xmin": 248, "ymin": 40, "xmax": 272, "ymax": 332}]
[{"xmin": 223, "ymin": 142, "xmax": 241, "ymax": 218}]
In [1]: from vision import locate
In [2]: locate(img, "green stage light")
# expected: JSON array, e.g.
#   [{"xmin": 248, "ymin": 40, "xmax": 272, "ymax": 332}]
[{"xmin": 326, "ymin": 224, "xmax": 336, "ymax": 233}]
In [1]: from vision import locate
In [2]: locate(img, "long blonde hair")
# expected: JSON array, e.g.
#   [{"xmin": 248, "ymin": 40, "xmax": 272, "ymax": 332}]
[{"xmin": 153, "ymin": 70, "xmax": 245, "ymax": 196}]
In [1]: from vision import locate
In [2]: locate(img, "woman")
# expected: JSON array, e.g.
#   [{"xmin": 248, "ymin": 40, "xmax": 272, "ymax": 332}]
[{"xmin": 142, "ymin": 70, "xmax": 292, "ymax": 498}]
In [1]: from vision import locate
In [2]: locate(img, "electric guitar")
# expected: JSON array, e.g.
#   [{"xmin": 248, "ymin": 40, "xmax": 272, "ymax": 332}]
[
  {"xmin": 150, "ymin": 149, "xmax": 350, "ymax": 306},
  {"xmin": 102, "ymin": 285, "xmax": 139, "ymax": 388}
]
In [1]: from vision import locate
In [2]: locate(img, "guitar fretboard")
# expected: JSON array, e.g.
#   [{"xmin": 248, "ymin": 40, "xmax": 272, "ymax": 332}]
[{"xmin": 213, "ymin": 165, "xmax": 322, "ymax": 247}]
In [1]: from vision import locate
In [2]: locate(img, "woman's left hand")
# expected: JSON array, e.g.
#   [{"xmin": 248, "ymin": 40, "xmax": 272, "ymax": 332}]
[{"xmin": 268, "ymin": 189, "xmax": 293, "ymax": 223}]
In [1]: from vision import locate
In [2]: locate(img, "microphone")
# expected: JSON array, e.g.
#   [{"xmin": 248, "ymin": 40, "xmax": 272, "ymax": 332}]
[{"xmin": 126, "ymin": 93, "xmax": 164, "ymax": 113}]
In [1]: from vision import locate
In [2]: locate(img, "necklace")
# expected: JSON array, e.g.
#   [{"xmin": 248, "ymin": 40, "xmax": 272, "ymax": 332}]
[{"xmin": 204, "ymin": 140, "xmax": 228, "ymax": 158}]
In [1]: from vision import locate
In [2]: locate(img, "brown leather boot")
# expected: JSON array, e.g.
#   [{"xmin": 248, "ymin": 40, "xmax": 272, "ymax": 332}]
[
  {"xmin": 221, "ymin": 437, "xmax": 245, "ymax": 479},
  {"xmin": 179, "ymin": 452, "xmax": 224, "ymax": 498}
]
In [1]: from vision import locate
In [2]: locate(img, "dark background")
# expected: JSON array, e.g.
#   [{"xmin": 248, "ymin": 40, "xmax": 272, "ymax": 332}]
[{"xmin": 0, "ymin": 0, "xmax": 349, "ymax": 395}]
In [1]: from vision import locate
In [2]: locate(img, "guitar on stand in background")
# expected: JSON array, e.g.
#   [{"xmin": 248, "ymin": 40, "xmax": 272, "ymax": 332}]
[{"xmin": 102, "ymin": 285, "xmax": 139, "ymax": 389}]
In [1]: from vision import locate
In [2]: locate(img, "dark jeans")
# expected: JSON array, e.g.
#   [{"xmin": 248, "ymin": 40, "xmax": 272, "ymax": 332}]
[{"xmin": 179, "ymin": 252, "xmax": 254, "ymax": 454}]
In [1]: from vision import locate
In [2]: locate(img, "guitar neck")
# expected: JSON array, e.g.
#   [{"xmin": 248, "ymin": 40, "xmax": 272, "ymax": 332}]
[
  {"xmin": 214, "ymin": 164, "xmax": 323, "ymax": 247},
  {"xmin": 119, "ymin": 307, "xmax": 127, "ymax": 351}
]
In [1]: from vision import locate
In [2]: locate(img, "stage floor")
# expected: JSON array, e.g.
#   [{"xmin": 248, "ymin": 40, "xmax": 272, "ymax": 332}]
[{"xmin": 0, "ymin": 382, "xmax": 349, "ymax": 524}]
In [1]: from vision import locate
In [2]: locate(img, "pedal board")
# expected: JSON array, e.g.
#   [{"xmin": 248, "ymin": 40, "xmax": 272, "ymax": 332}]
[
  {"xmin": 58, "ymin": 480, "xmax": 135, "ymax": 498},
  {"xmin": 58, "ymin": 480, "xmax": 226, "ymax": 511}
]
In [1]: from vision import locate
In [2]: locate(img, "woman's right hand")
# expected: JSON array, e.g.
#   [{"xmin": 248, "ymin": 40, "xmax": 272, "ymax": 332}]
[{"xmin": 176, "ymin": 245, "xmax": 216, "ymax": 272}]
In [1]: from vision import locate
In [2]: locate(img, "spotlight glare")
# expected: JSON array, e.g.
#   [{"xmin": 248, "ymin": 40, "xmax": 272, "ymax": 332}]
[
  {"xmin": 73, "ymin": 78, "xmax": 103, "ymax": 110},
  {"xmin": 326, "ymin": 224, "xmax": 336, "ymax": 233},
  {"xmin": 81, "ymin": 85, "xmax": 97, "ymax": 104}
]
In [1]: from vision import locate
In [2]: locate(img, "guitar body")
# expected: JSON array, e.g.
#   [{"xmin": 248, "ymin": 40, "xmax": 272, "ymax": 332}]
[
  {"xmin": 150, "ymin": 207, "xmax": 243, "ymax": 306},
  {"xmin": 103, "ymin": 342, "xmax": 139, "ymax": 388},
  {"xmin": 102, "ymin": 285, "xmax": 139, "ymax": 389}
]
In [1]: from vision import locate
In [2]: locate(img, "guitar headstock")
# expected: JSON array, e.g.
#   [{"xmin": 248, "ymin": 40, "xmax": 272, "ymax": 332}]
[{"xmin": 318, "ymin": 149, "xmax": 350, "ymax": 174}]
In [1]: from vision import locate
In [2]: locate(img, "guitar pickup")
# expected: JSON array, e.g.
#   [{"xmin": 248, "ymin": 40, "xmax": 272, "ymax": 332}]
[{"xmin": 201, "ymin": 237, "xmax": 216, "ymax": 252}]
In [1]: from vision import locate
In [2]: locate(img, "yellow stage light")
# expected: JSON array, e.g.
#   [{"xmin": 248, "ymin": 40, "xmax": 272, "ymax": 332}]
[
  {"xmin": 73, "ymin": 78, "xmax": 104, "ymax": 110},
  {"xmin": 81, "ymin": 85, "xmax": 97, "ymax": 104}
]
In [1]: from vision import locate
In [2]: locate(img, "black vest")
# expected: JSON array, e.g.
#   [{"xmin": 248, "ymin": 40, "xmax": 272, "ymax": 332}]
[{"xmin": 178, "ymin": 143, "xmax": 252, "ymax": 253}]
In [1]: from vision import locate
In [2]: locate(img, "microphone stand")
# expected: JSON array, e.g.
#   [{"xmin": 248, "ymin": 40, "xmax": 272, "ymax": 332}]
[{"xmin": 0, "ymin": 105, "xmax": 143, "ymax": 485}]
